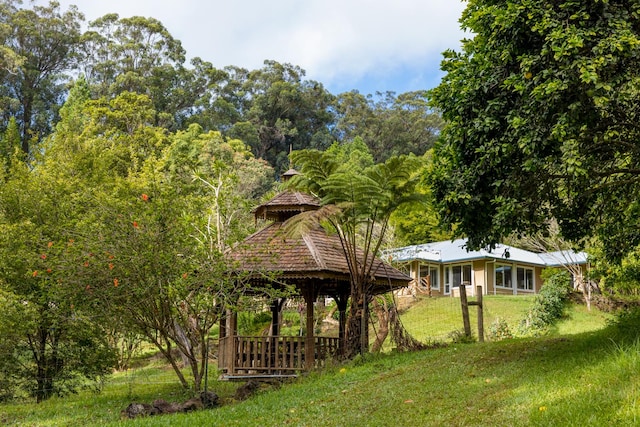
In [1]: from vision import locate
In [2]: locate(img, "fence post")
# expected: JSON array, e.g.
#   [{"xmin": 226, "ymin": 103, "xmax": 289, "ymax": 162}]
[
  {"xmin": 476, "ymin": 285, "xmax": 484, "ymax": 342},
  {"xmin": 459, "ymin": 284, "xmax": 472, "ymax": 338}
]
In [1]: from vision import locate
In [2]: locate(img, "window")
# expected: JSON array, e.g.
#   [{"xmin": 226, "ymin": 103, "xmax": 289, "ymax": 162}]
[
  {"xmin": 430, "ymin": 267, "xmax": 440, "ymax": 291},
  {"xmin": 418, "ymin": 264, "xmax": 440, "ymax": 291},
  {"xmin": 495, "ymin": 264, "xmax": 513, "ymax": 288},
  {"xmin": 444, "ymin": 264, "xmax": 472, "ymax": 293},
  {"xmin": 517, "ymin": 267, "xmax": 534, "ymax": 290}
]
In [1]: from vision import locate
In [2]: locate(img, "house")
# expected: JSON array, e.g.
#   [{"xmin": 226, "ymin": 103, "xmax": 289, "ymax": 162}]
[{"xmin": 383, "ymin": 238, "xmax": 589, "ymax": 297}]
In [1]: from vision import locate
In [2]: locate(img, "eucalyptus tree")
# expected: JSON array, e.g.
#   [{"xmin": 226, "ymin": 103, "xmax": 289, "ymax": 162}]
[
  {"xmin": 188, "ymin": 60, "xmax": 335, "ymax": 170},
  {"xmin": 0, "ymin": 0, "xmax": 23, "ymax": 74},
  {"xmin": 228, "ymin": 60, "xmax": 334, "ymax": 172},
  {"xmin": 0, "ymin": 0, "xmax": 84, "ymax": 157},
  {"xmin": 289, "ymin": 141, "xmax": 422, "ymax": 357},
  {"xmin": 80, "ymin": 13, "xmax": 202, "ymax": 130},
  {"xmin": 188, "ymin": 61, "xmax": 251, "ymax": 132},
  {"xmin": 430, "ymin": 0, "xmax": 640, "ymax": 262},
  {"xmin": 334, "ymin": 90, "xmax": 443, "ymax": 162}
]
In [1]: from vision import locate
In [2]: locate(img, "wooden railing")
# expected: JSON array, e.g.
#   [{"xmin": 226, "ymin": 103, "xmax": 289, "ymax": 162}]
[{"xmin": 220, "ymin": 335, "xmax": 339, "ymax": 376}]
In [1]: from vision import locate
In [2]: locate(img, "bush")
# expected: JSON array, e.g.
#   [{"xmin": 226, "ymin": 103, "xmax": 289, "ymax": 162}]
[
  {"xmin": 609, "ymin": 306, "xmax": 640, "ymax": 343},
  {"xmin": 519, "ymin": 270, "xmax": 572, "ymax": 335},
  {"xmin": 488, "ymin": 317, "xmax": 513, "ymax": 341}
]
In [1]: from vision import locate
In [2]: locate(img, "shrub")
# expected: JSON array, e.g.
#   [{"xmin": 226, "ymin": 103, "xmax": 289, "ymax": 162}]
[
  {"xmin": 519, "ymin": 270, "xmax": 572, "ymax": 335},
  {"xmin": 488, "ymin": 317, "xmax": 513, "ymax": 341}
]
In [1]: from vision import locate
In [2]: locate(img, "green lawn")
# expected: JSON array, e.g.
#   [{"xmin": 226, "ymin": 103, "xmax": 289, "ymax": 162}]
[
  {"xmin": 1, "ymin": 297, "xmax": 634, "ymax": 427},
  {"xmin": 399, "ymin": 294, "xmax": 539, "ymax": 343}
]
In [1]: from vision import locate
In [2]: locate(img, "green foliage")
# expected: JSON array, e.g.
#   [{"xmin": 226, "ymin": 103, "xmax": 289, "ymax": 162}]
[
  {"xmin": 0, "ymin": 140, "xmax": 118, "ymax": 401},
  {"xmin": 389, "ymin": 150, "xmax": 453, "ymax": 245},
  {"xmin": 334, "ymin": 90, "xmax": 443, "ymax": 163},
  {"xmin": 80, "ymin": 13, "xmax": 196, "ymax": 130},
  {"xmin": 0, "ymin": 0, "xmax": 83, "ymax": 155},
  {"xmin": 487, "ymin": 317, "xmax": 513, "ymax": 341},
  {"xmin": 237, "ymin": 311, "xmax": 272, "ymax": 336},
  {"xmin": 430, "ymin": 0, "xmax": 640, "ymax": 262},
  {"xmin": 590, "ymin": 245, "xmax": 640, "ymax": 297},
  {"xmin": 520, "ymin": 270, "xmax": 572, "ymax": 334}
]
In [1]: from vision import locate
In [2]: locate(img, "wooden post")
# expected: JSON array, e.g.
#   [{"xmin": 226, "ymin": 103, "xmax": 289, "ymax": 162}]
[
  {"xmin": 218, "ymin": 310, "xmax": 227, "ymax": 371},
  {"xmin": 333, "ymin": 291, "xmax": 349, "ymax": 357},
  {"xmin": 227, "ymin": 309, "xmax": 238, "ymax": 374},
  {"xmin": 459, "ymin": 284, "xmax": 472, "ymax": 338},
  {"xmin": 304, "ymin": 286, "xmax": 316, "ymax": 370},
  {"xmin": 476, "ymin": 285, "xmax": 484, "ymax": 342}
]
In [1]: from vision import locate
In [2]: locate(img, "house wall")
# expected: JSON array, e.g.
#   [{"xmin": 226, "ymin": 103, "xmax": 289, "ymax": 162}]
[{"xmin": 405, "ymin": 259, "xmax": 582, "ymax": 298}]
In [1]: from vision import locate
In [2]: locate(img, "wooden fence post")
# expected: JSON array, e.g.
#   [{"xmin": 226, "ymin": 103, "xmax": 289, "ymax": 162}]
[
  {"xmin": 476, "ymin": 285, "xmax": 484, "ymax": 342},
  {"xmin": 459, "ymin": 284, "xmax": 472, "ymax": 338},
  {"xmin": 460, "ymin": 284, "xmax": 485, "ymax": 342}
]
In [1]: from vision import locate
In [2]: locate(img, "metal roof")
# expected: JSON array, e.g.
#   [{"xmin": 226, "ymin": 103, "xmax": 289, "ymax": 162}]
[{"xmin": 384, "ymin": 238, "xmax": 589, "ymax": 267}]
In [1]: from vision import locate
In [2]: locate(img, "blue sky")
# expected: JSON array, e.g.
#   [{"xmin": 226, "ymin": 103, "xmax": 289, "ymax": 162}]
[{"xmin": 34, "ymin": 0, "xmax": 467, "ymax": 95}]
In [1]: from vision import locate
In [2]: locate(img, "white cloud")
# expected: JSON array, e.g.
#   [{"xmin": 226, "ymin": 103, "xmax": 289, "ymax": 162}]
[{"xmin": 33, "ymin": 0, "xmax": 467, "ymax": 93}]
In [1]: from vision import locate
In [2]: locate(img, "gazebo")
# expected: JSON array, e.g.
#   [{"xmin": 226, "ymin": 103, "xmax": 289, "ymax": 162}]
[{"xmin": 219, "ymin": 170, "xmax": 411, "ymax": 379}]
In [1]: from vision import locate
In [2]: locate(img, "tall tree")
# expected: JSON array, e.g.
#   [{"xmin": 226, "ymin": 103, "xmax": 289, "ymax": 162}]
[
  {"xmin": 0, "ymin": 0, "xmax": 23, "ymax": 74},
  {"xmin": 289, "ymin": 142, "xmax": 421, "ymax": 357},
  {"xmin": 80, "ymin": 13, "xmax": 201, "ymax": 130},
  {"xmin": 0, "ymin": 0, "xmax": 83, "ymax": 156},
  {"xmin": 334, "ymin": 90, "xmax": 443, "ymax": 162},
  {"xmin": 430, "ymin": 0, "xmax": 640, "ymax": 261},
  {"xmin": 235, "ymin": 60, "xmax": 335, "ymax": 172}
]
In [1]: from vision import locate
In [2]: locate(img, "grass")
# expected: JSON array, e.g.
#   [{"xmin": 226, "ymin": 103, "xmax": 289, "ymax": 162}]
[
  {"xmin": 1, "ymin": 297, "xmax": 634, "ymax": 426},
  {"xmin": 399, "ymin": 294, "xmax": 538, "ymax": 342}
]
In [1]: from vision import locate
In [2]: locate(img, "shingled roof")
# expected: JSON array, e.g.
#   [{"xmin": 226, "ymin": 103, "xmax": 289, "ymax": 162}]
[
  {"xmin": 253, "ymin": 190, "xmax": 321, "ymax": 222},
  {"xmin": 229, "ymin": 221, "xmax": 409, "ymax": 295},
  {"xmin": 230, "ymin": 174, "xmax": 410, "ymax": 296}
]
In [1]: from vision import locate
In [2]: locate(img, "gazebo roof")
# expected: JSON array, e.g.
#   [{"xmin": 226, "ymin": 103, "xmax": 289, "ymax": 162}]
[
  {"xmin": 229, "ymin": 221, "xmax": 410, "ymax": 295},
  {"xmin": 231, "ymin": 169, "xmax": 410, "ymax": 296},
  {"xmin": 253, "ymin": 190, "xmax": 322, "ymax": 222}
]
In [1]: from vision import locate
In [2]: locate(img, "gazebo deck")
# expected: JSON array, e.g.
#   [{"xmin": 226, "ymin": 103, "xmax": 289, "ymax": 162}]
[{"xmin": 219, "ymin": 335, "xmax": 339, "ymax": 377}]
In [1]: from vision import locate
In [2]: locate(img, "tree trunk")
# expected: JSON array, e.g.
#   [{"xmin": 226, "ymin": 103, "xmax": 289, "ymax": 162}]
[
  {"xmin": 371, "ymin": 298, "xmax": 389, "ymax": 353},
  {"xmin": 344, "ymin": 284, "xmax": 370, "ymax": 358}
]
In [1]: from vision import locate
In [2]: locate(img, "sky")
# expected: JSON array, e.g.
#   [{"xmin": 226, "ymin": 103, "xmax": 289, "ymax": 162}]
[{"xmin": 33, "ymin": 0, "xmax": 467, "ymax": 95}]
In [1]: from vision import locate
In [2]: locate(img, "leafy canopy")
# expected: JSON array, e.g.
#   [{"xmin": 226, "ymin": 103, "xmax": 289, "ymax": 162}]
[{"xmin": 430, "ymin": 0, "xmax": 640, "ymax": 260}]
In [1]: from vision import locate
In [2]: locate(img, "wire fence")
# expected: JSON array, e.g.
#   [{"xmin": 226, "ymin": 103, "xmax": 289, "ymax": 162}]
[{"xmin": 392, "ymin": 288, "xmax": 536, "ymax": 345}]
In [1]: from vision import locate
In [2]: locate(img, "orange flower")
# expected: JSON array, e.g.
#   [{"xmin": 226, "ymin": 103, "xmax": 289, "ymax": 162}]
[
  {"xmin": 46, "ymin": 269, "xmax": 52, "ymax": 273},
  {"xmin": 47, "ymin": 241, "xmax": 53, "ymax": 248},
  {"xmin": 182, "ymin": 273, "xmax": 188, "ymax": 279},
  {"xmin": 133, "ymin": 221, "xmax": 139, "ymax": 228},
  {"xmin": 84, "ymin": 261, "xmax": 89, "ymax": 267},
  {"xmin": 40, "ymin": 254, "xmax": 47, "ymax": 260},
  {"xmin": 108, "ymin": 263, "xmax": 114, "ymax": 270},
  {"xmin": 113, "ymin": 278, "xmax": 119, "ymax": 287},
  {"xmin": 32, "ymin": 270, "xmax": 38, "ymax": 277},
  {"xmin": 141, "ymin": 193, "xmax": 149, "ymax": 201}
]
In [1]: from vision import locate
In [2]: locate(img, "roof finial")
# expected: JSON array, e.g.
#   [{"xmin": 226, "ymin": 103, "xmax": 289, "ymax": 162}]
[{"xmin": 289, "ymin": 143, "xmax": 293, "ymax": 169}]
